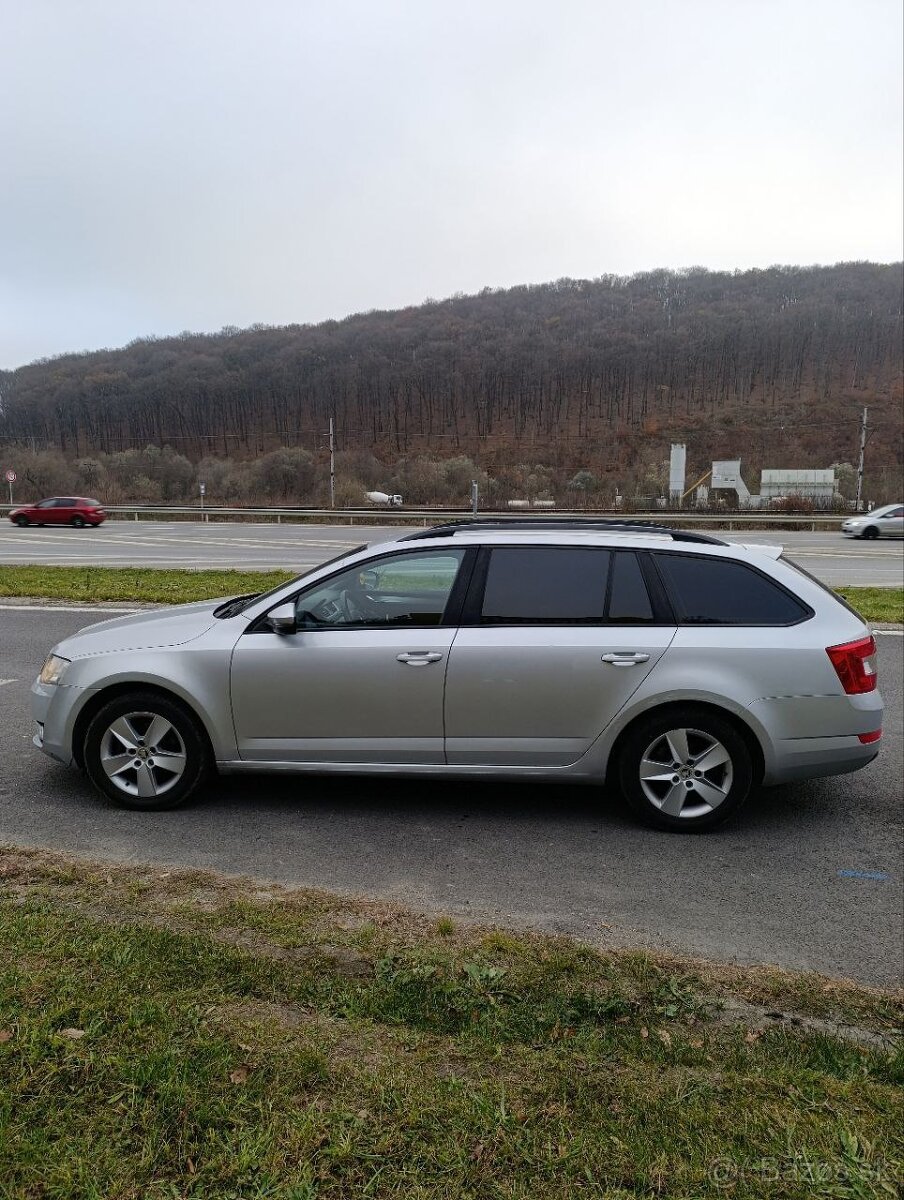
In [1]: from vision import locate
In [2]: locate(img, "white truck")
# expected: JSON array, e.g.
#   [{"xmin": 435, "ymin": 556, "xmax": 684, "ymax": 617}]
[{"xmin": 364, "ymin": 491, "xmax": 403, "ymax": 508}]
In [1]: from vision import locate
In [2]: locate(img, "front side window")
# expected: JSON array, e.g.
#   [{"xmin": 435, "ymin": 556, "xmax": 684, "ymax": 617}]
[
  {"xmin": 293, "ymin": 549, "xmax": 467, "ymax": 629},
  {"xmin": 654, "ymin": 553, "xmax": 810, "ymax": 625},
  {"xmin": 479, "ymin": 547, "xmax": 610, "ymax": 624}
]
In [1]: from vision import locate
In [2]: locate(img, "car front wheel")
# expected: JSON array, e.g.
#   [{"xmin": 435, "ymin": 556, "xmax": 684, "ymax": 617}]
[
  {"xmin": 83, "ymin": 692, "xmax": 210, "ymax": 810},
  {"xmin": 14, "ymin": 515, "xmax": 29, "ymax": 527},
  {"xmin": 861, "ymin": 525, "xmax": 879, "ymax": 540},
  {"xmin": 618, "ymin": 708, "xmax": 753, "ymax": 832}
]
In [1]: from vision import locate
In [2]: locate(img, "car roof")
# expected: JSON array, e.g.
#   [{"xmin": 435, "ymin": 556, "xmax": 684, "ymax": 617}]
[
  {"xmin": 385, "ymin": 526, "xmax": 784, "ymax": 560},
  {"xmin": 399, "ymin": 519, "xmax": 725, "ymax": 546}
]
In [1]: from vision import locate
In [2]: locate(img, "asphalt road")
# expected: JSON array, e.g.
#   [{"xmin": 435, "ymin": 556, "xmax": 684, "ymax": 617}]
[
  {"xmin": 0, "ymin": 521, "xmax": 902, "ymax": 586},
  {"xmin": 0, "ymin": 607, "xmax": 901, "ymax": 986}
]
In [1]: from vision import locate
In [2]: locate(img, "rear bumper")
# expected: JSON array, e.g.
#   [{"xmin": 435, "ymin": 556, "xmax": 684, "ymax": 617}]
[
  {"xmin": 748, "ymin": 691, "xmax": 884, "ymax": 785},
  {"xmin": 763, "ymin": 736, "xmax": 879, "ymax": 784}
]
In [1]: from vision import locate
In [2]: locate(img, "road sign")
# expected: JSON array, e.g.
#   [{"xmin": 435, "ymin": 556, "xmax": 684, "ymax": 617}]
[{"xmin": 4, "ymin": 470, "xmax": 15, "ymax": 483}]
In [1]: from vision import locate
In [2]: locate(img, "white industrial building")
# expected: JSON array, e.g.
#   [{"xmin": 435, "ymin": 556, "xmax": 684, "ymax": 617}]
[
  {"xmin": 663, "ymin": 445, "xmax": 838, "ymax": 508},
  {"xmin": 759, "ymin": 469, "xmax": 836, "ymax": 503}
]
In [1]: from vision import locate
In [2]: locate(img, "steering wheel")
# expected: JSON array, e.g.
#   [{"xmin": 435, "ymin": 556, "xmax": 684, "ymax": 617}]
[{"xmin": 337, "ymin": 587, "xmax": 369, "ymax": 622}]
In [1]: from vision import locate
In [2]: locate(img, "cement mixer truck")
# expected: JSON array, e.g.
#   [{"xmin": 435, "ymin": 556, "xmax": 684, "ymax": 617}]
[{"xmin": 364, "ymin": 491, "xmax": 403, "ymax": 508}]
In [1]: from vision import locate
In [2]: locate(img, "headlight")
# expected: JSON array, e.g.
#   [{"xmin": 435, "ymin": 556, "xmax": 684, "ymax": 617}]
[{"xmin": 39, "ymin": 654, "xmax": 70, "ymax": 686}]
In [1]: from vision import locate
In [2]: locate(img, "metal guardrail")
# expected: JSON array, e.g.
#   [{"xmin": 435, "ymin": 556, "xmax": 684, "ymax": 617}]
[{"xmin": 0, "ymin": 503, "xmax": 847, "ymax": 531}]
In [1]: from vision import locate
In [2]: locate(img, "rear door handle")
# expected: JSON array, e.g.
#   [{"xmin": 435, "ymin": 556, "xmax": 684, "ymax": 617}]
[
  {"xmin": 396, "ymin": 651, "xmax": 444, "ymax": 666},
  {"xmin": 601, "ymin": 652, "xmax": 650, "ymax": 667}
]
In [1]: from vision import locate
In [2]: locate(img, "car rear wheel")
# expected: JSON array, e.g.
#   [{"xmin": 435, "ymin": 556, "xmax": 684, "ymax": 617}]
[
  {"xmin": 70, "ymin": 515, "xmax": 85, "ymax": 528},
  {"xmin": 83, "ymin": 692, "xmax": 210, "ymax": 810},
  {"xmin": 862, "ymin": 525, "xmax": 879, "ymax": 540},
  {"xmin": 618, "ymin": 707, "xmax": 753, "ymax": 832},
  {"xmin": 14, "ymin": 515, "xmax": 29, "ymax": 527}
]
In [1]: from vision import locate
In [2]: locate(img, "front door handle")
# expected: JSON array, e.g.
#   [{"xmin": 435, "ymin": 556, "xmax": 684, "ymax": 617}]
[
  {"xmin": 601, "ymin": 652, "xmax": 650, "ymax": 667},
  {"xmin": 396, "ymin": 651, "xmax": 444, "ymax": 666}
]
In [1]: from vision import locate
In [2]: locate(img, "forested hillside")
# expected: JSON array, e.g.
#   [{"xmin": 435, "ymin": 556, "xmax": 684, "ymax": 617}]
[{"xmin": 1, "ymin": 263, "xmax": 901, "ymax": 506}]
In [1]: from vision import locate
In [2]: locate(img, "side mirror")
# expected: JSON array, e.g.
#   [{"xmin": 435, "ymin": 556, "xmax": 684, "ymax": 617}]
[{"xmin": 267, "ymin": 602, "xmax": 297, "ymax": 635}]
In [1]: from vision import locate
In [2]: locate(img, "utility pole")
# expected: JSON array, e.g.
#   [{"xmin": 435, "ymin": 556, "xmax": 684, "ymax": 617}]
[
  {"xmin": 329, "ymin": 417, "xmax": 335, "ymax": 509},
  {"xmin": 855, "ymin": 407, "xmax": 868, "ymax": 512},
  {"xmin": 470, "ymin": 479, "xmax": 479, "ymax": 515}
]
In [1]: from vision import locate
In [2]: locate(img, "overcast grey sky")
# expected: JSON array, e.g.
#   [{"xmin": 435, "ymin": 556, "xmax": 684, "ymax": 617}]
[{"xmin": 2, "ymin": 0, "xmax": 902, "ymax": 369}]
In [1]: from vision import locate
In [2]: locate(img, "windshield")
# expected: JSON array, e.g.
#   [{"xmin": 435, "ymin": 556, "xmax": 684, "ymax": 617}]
[{"xmin": 213, "ymin": 544, "xmax": 369, "ymax": 618}]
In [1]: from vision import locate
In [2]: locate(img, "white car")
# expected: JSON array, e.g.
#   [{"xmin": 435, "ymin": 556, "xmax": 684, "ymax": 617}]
[{"xmin": 841, "ymin": 504, "xmax": 904, "ymax": 539}]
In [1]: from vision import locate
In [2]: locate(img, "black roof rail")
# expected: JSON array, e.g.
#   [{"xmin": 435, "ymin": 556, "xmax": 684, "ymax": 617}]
[{"xmin": 400, "ymin": 519, "xmax": 726, "ymax": 545}]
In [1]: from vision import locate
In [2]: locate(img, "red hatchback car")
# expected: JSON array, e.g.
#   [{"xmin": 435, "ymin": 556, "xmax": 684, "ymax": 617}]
[{"xmin": 9, "ymin": 497, "xmax": 107, "ymax": 528}]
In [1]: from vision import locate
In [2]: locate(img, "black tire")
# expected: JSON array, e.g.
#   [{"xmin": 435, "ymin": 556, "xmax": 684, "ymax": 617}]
[
  {"xmin": 862, "ymin": 525, "xmax": 879, "ymax": 540},
  {"xmin": 14, "ymin": 515, "xmax": 29, "ymax": 527},
  {"xmin": 617, "ymin": 706, "xmax": 754, "ymax": 833},
  {"xmin": 70, "ymin": 515, "xmax": 85, "ymax": 528},
  {"xmin": 83, "ymin": 691, "xmax": 210, "ymax": 811}
]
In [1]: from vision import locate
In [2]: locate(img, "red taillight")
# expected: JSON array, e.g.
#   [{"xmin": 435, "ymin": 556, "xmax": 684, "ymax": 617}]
[
  {"xmin": 858, "ymin": 730, "xmax": 882, "ymax": 744},
  {"xmin": 826, "ymin": 635, "xmax": 878, "ymax": 695}
]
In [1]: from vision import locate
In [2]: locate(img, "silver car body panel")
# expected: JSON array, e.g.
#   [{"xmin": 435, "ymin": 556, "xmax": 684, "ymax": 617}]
[
  {"xmin": 230, "ymin": 626, "xmax": 457, "ymax": 764},
  {"xmin": 31, "ymin": 529, "xmax": 883, "ymax": 789},
  {"xmin": 443, "ymin": 625, "xmax": 675, "ymax": 766}
]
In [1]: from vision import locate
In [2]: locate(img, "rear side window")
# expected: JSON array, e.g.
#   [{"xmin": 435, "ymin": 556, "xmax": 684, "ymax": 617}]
[
  {"xmin": 653, "ymin": 553, "xmax": 810, "ymax": 625},
  {"xmin": 480, "ymin": 547, "xmax": 610, "ymax": 623}
]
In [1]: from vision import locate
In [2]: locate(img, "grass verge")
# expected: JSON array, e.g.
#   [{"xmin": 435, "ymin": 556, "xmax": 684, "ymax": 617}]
[
  {"xmin": 0, "ymin": 565, "xmax": 294, "ymax": 606},
  {"xmin": 836, "ymin": 587, "xmax": 904, "ymax": 625},
  {"xmin": 0, "ymin": 847, "xmax": 901, "ymax": 1199},
  {"xmin": 0, "ymin": 565, "xmax": 902, "ymax": 623}
]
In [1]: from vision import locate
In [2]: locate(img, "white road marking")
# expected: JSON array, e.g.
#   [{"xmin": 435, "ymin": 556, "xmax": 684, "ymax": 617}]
[
  {"xmin": 0, "ymin": 678, "xmax": 18, "ymax": 686},
  {"xmin": 0, "ymin": 557, "xmax": 316, "ymax": 569},
  {"xmin": 0, "ymin": 529, "xmax": 360, "ymax": 548}
]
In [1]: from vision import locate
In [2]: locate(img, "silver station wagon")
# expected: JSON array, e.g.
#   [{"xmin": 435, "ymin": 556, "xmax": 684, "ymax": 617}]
[{"xmin": 31, "ymin": 520, "xmax": 883, "ymax": 832}]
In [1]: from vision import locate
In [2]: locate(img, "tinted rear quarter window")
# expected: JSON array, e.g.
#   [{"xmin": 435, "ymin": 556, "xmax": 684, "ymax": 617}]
[
  {"xmin": 654, "ymin": 553, "xmax": 810, "ymax": 625},
  {"xmin": 608, "ymin": 551, "xmax": 654, "ymax": 621},
  {"xmin": 481, "ymin": 547, "xmax": 610, "ymax": 623}
]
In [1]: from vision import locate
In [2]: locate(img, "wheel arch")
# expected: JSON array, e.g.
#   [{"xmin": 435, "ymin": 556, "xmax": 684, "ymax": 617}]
[
  {"xmin": 72, "ymin": 681, "xmax": 216, "ymax": 770},
  {"xmin": 607, "ymin": 699, "xmax": 766, "ymax": 787}
]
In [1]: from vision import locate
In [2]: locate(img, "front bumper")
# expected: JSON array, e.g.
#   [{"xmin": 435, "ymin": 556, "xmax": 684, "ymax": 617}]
[{"xmin": 31, "ymin": 678, "xmax": 79, "ymax": 766}]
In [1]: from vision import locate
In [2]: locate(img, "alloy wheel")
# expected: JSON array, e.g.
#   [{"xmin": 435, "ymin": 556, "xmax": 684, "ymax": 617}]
[
  {"xmin": 99, "ymin": 711, "xmax": 187, "ymax": 800},
  {"xmin": 638, "ymin": 726, "xmax": 734, "ymax": 820}
]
